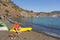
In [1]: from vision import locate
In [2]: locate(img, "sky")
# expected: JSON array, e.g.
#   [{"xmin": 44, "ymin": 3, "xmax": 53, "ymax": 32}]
[{"xmin": 12, "ymin": 0, "xmax": 60, "ymax": 12}]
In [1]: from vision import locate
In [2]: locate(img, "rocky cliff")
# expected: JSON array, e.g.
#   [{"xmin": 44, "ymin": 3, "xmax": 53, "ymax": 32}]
[{"xmin": 0, "ymin": 0, "xmax": 60, "ymax": 20}]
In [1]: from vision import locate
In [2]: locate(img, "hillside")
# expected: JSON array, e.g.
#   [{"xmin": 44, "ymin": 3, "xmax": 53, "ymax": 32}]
[
  {"xmin": 0, "ymin": 0, "xmax": 23, "ymax": 17},
  {"xmin": 0, "ymin": 0, "xmax": 60, "ymax": 20},
  {"xmin": 0, "ymin": 0, "xmax": 36, "ymax": 19}
]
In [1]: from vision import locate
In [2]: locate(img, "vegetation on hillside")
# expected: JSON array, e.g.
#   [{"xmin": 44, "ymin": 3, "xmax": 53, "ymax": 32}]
[
  {"xmin": 5, "ymin": 9, "xmax": 9, "ymax": 16},
  {"xmin": 5, "ymin": 9, "xmax": 9, "ymax": 13},
  {"xmin": 0, "ymin": 0, "xmax": 2, "ymax": 3},
  {"xmin": 51, "ymin": 11, "xmax": 60, "ymax": 14},
  {"xmin": 9, "ymin": 1, "xmax": 24, "ymax": 11}
]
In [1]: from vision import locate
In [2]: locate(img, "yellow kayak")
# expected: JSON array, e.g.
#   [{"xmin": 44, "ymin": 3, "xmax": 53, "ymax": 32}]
[{"xmin": 10, "ymin": 27, "xmax": 32, "ymax": 33}]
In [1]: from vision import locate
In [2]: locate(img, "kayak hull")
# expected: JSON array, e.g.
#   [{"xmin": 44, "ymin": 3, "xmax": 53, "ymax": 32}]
[{"xmin": 10, "ymin": 27, "xmax": 32, "ymax": 33}]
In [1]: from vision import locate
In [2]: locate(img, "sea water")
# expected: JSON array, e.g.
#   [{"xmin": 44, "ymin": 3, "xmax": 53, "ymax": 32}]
[
  {"xmin": 20, "ymin": 17, "xmax": 60, "ymax": 38},
  {"xmin": 31, "ymin": 17, "xmax": 60, "ymax": 38}
]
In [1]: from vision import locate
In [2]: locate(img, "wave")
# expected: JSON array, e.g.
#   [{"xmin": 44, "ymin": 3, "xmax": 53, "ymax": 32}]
[{"xmin": 44, "ymin": 31, "xmax": 60, "ymax": 38}]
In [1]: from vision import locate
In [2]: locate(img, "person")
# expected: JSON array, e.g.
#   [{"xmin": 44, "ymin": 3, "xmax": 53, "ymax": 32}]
[{"xmin": 13, "ymin": 22, "xmax": 21, "ymax": 35}]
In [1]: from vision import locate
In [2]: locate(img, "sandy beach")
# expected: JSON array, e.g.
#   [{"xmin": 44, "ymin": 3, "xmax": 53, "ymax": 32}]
[{"xmin": 0, "ymin": 31, "xmax": 60, "ymax": 40}]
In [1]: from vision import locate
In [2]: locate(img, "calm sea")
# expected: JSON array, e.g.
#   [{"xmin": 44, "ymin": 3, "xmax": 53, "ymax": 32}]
[{"xmin": 20, "ymin": 17, "xmax": 60, "ymax": 38}]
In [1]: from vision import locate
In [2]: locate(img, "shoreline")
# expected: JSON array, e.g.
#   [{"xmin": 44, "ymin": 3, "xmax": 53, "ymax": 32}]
[
  {"xmin": 0, "ymin": 19, "xmax": 60, "ymax": 40},
  {"xmin": 34, "ymin": 30, "xmax": 60, "ymax": 39}
]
